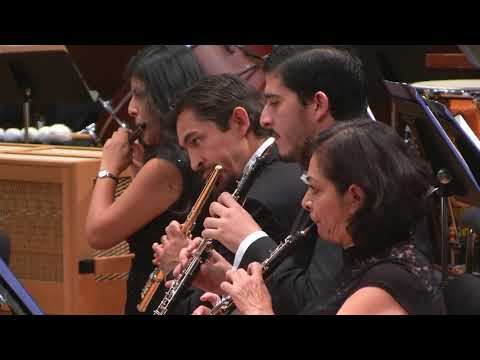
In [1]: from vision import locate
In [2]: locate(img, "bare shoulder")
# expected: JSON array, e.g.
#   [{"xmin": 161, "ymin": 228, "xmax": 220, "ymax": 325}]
[{"xmin": 337, "ymin": 287, "xmax": 408, "ymax": 315}]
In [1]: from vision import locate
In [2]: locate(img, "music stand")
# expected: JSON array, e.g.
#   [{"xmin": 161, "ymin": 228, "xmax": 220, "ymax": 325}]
[
  {"xmin": 458, "ymin": 45, "xmax": 480, "ymax": 69},
  {"xmin": 384, "ymin": 80, "xmax": 480, "ymax": 282},
  {"xmin": 0, "ymin": 257, "xmax": 43, "ymax": 315},
  {"xmin": 0, "ymin": 45, "xmax": 94, "ymax": 142}
]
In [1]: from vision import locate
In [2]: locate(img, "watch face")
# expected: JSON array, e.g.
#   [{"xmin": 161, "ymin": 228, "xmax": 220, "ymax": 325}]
[{"xmin": 98, "ymin": 170, "xmax": 108, "ymax": 177}]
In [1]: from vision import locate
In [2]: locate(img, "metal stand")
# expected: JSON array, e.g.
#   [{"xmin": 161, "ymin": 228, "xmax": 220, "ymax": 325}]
[
  {"xmin": 78, "ymin": 90, "xmax": 130, "ymax": 145},
  {"xmin": 22, "ymin": 87, "xmax": 32, "ymax": 143},
  {"xmin": 0, "ymin": 257, "xmax": 43, "ymax": 315},
  {"xmin": 0, "ymin": 282, "xmax": 26, "ymax": 314},
  {"xmin": 98, "ymin": 96, "xmax": 129, "ymax": 129},
  {"xmin": 89, "ymin": 90, "xmax": 129, "ymax": 129},
  {"xmin": 0, "ymin": 45, "xmax": 94, "ymax": 144},
  {"xmin": 437, "ymin": 169, "xmax": 453, "ymax": 283},
  {"xmin": 465, "ymin": 228, "xmax": 475, "ymax": 273}
]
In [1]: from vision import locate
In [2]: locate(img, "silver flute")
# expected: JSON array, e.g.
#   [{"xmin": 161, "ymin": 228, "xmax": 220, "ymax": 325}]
[{"xmin": 153, "ymin": 137, "xmax": 276, "ymax": 315}]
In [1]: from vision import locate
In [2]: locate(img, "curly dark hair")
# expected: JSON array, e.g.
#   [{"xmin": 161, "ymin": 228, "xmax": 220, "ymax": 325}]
[{"xmin": 309, "ymin": 118, "xmax": 434, "ymax": 257}]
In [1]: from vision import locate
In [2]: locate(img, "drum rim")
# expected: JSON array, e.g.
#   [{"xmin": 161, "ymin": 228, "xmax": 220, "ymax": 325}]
[{"xmin": 412, "ymin": 79, "xmax": 480, "ymax": 92}]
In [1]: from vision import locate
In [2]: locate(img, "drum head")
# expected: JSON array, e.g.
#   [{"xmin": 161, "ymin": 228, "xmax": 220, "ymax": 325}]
[{"xmin": 412, "ymin": 79, "xmax": 480, "ymax": 92}]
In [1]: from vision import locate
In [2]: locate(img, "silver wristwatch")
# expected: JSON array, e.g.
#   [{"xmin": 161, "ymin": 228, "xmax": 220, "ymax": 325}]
[{"xmin": 97, "ymin": 170, "xmax": 119, "ymax": 183}]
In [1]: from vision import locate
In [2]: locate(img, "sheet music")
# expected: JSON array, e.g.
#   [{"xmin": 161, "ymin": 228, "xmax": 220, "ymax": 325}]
[{"xmin": 454, "ymin": 114, "xmax": 480, "ymax": 152}]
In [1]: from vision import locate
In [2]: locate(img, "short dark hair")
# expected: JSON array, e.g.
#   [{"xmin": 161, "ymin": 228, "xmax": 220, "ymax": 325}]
[
  {"xmin": 172, "ymin": 73, "xmax": 271, "ymax": 138},
  {"xmin": 263, "ymin": 45, "xmax": 322, "ymax": 73},
  {"xmin": 274, "ymin": 47, "xmax": 368, "ymax": 121},
  {"xmin": 263, "ymin": 45, "xmax": 355, "ymax": 73},
  {"xmin": 309, "ymin": 119, "xmax": 433, "ymax": 257},
  {"xmin": 125, "ymin": 45, "xmax": 204, "ymax": 116}
]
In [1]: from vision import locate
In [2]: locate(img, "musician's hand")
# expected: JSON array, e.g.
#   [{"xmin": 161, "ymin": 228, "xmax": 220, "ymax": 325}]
[
  {"xmin": 152, "ymin": 221, "xmax": 190, "ymax": 274},
  {"xmin": 165, "ymin": 237, "xmax": 202, "ymax": 289},
  {"xmin": 171, "ymin": 237, "xmax": 203, "ymax": 278},
  {"xmin": 167, "ymin": 237, "xmax": 231, "ymax": 294},
  {"xmin": 130, "ymin": 141, "xmax": 144, "ymax": 178},
  {"xmin": 192, "ymin": 250, "xmax": 232, "ymax": 295},
  {"xmin": 192, "ymin": 292, "xmax": 221, "ymax": 315},
  {"xmin": 101, "ymin": 128, "xmax": 132, "ymax": 175},
  {"xmin": 202, "ymin": 192, "xmax": 261, "ymax": 253},
  {"xmin": 220, "ymin": 262, "xmax": 274, "ymax": 315}
]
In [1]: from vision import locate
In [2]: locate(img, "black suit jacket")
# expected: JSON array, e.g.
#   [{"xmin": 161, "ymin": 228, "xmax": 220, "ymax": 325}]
[{"xmin": 158, "ymin": 145, "xmax": 308, "ymax": 314}]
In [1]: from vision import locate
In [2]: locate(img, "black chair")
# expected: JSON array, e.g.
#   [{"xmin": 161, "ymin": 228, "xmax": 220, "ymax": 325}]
[{"xmin": 444, "ymin": 273, "xmax": 480, "ymax": 314}]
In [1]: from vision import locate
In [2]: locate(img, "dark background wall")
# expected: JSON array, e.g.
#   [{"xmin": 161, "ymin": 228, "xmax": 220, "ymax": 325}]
[
  {"xmin": 353, "ymin": 45, "xmax": 480, "ymax": 124},
  {"xmin": 1, "ymin": 45, "xmax": 478, "ymax": 130}
]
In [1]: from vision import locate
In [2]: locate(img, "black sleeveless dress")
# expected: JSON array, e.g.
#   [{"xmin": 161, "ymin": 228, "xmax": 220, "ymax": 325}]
[
  {"xmin": 124, "ymin": 144, "xmax": 201, "ymax": 315},
  {"xmin": 300, "ymin": 241, "xmax": 446, "ymax": 315}
]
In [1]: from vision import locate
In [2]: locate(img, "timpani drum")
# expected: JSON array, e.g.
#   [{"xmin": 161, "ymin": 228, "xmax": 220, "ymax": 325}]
[
  {"xmin": 411, "ymin": 79, "xmax": 480, "ymax": 139},
  {"xmin": 412, "ymin": 80, "xmax": 480, "ymax": 276}
]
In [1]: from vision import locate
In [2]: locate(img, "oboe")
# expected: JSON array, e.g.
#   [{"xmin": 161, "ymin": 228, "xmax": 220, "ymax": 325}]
[
  {"xmin": 128, "ymin": 123, "xmax": 146, "ymax": 144},
  {"xmin": 136, "ymin": 165, "xmax": 223, "ymax": 313},
  {"xmin": 208, "ymin": 220, "xmax": 314, "ymax": 315},
  {"xmin": 153, "ymin": 137, "xmax": 276, "ymax": 315}
]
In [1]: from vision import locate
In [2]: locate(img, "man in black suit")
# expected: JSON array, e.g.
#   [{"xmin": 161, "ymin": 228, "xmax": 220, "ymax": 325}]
[
  {"xmin": 175, "ymin": 47, "xmax": 369, "ymax": 314},
  {"xmin": 149, "ymin": 73, "xmax": 307, "ymax": 314},
  {"xmin": 172, "ymin": 46, "xmax": 439, "ymax": 315}
]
